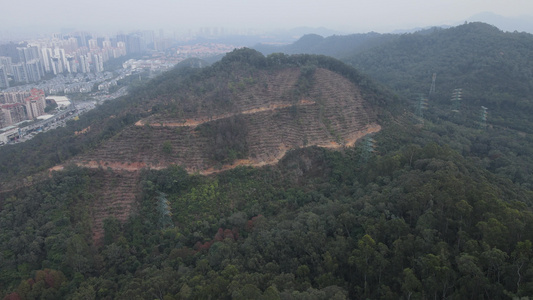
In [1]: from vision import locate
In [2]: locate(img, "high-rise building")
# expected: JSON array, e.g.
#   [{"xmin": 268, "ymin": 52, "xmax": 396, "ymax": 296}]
[
  {"xmin": 0, "ymin": 91, "xmax": 31, "ymax": 104},
  {"xmin": 68, "ymin": 56, "xmax": 77, "ymax": 73},
  {"xmin": 93, "ymin": 54, "xmax": 104, "ymax": 73},
  {"xmin": 68, "ymin": 37, "xmax": 79, "ymax": 50},
  {"xmin": 126, "ymin": 34, "xmax": 142, "ymax": 54},
  {"xmin": 24, "ymin": 88, "xmax": 46, "ymax": 119},
  {"xmin": 17, "ymin": 46, "xmax": 39, "ymax": 63},
  {"xmin": 50, "ymin": 57, "xmax": 61, "ymax": 74},
  {"xmin": 17, "ymin": 46, "xmax": 44, "ymax": 76},
  {"xmin": 12, "ymin": 63, "xmax": 29, "ymax": 83},
  {"xmin": 97, "ymin": 37, "xmax": 106, "ymax": 48},
  {"xmin": 116, "ymin": 34, "xmax": 128, "ymax": 46},
  {"xmin": 0, "ymin": 57, "xmax": 13, "ymax": 75},
  {"xmin": 0, "ymin": 66, "xmax": 9, "ymax": 89},
  {"xmin": 88, "ymin": 39, "xmax": 98, "ymax": 49},
  {"xmin": 55, "ymin": 48, "xmax": 70, "ymax": 73},
  {"xmin": 0, "ymin": 89, "xmax": 45, "ymax": 126},
  {"xmin": 40, "ymin": 48, "xmax": 53, "ymax": 73},
  {"xmin": 25, "ymin": 60, "xmax": 42, "ymax": 82},
  {"xmin": 0, "ymin": 103, "xmax": 26, "ymax": 127},
  {"xmin": 141, "ymin": 30, "xmax": 155, "ymax": 50},
  {"xmin": 75, "ymin": 32, "xmax": 91, "ymax": 48},
  {"xmin": 117, "ymin": 42, "xmax": 126, "ymax": 56},
  {"xmin": 79, "ymin": 55, "xmax": 90, "ymax": 73}
]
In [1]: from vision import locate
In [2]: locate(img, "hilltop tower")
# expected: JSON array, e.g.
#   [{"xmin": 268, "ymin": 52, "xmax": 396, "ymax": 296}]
[
  {"xmin": 415, "ymin": 94, "xmax": 428, "ymax": 122},
  {"xmin": 360, "ymin": 135, "xmax": 376, "ymax": 163},
  {"xmin": 429, "ymin": 73, "xmax": 436, "ymax": 95},
  {"xmin": 451, "ymin": 88, "xmax": 462, "ymax": 112}
]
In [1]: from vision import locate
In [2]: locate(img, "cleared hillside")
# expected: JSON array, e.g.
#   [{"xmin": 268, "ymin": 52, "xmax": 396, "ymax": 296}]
[
  {"xmin": 40, "ymin": 50, "xmax": 388, "ymax": 243},
  {"xmin": 68, "ymin": 54, "xmax": 382, "ymax": 174}
]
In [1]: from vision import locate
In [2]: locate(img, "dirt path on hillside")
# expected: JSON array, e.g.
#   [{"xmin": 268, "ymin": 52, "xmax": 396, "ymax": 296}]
[
  {"xmin": 198, "ymin": 123, "xmax": 381, "ymax": 175},
  {"xmin": 134, "ymin": 99, "xmax": 316, "ymax": 128},
  {"xmin": 51, "ymin": 123, "xmax": 381, "ymax": 175}
]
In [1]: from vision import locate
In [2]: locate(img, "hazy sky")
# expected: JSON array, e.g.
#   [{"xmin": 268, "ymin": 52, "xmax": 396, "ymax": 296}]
[{"xmin": 3, "ymin": 0, "xmax": 533, "ymax": 34}]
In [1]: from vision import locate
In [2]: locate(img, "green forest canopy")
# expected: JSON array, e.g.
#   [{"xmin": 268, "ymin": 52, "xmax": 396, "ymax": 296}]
[{"xmin": 2, "ymin": 24, "xmax": 533, "ymax": 299}]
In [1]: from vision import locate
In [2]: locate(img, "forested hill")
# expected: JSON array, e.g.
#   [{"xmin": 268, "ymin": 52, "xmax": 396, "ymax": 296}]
[
  {"xmin": 0, "ymin": 49, "xmax": 393, "ymax": 185},
  {"xmin": 4, "ymin": 31, "xmax": 533, "ymax": 299},
  {"xmin": 60, "ymin": 49, "xmax": 392, "ymax": 175},
  {"xmin": 259, "ymin": 22, "xmax": 533, "ymax": 120},
  {"xmin": 257, "ymin": 22, "xmax": 533, "ymax": 187},
  {"xmin": 343, "ymin": 22, "xmax": 533, "ymax": 187},
  {"xmin": 347, "ymin": 22, "xmax": 533, "ymax": 116}
]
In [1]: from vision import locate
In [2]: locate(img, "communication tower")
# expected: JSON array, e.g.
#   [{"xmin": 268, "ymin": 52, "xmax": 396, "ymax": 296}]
[
  {"xmin": 451, "ymin": 88, "xmax": 462, "ymax": 112},
  {"xmin": 157, "ymin": 192, "xmax": 173, "ymax": 229},
  {"xmin": 415, "ymin": 94, "xmax": 428, "ymax": 123},
  {"xmin": 429, "ymin": 73, "xmax": 437, "ymax": 95},
  {"xmin": 360, "ymin": 135, "xmax": 376, "ymax": 163}
]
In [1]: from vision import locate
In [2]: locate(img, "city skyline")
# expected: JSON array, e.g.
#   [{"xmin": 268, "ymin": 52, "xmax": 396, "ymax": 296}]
[{"xmin": 2, "ymin": 0, "xmax": 533, "ymax": 37}]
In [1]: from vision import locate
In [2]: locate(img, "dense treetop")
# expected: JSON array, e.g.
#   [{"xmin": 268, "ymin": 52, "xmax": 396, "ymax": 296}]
[{"xmin": 2, "ymin": 23, "xmax": 533, "ymax": 299}]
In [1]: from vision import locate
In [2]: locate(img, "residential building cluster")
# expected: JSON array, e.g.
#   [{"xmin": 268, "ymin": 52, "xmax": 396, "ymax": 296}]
[
  {"xmin": 0, "ymin": 28, "xmax": 246, "ymax": 91},
  {"xmin": 0, "ymin": 31, "xmax": 162, "ymax": 88},
  {"xmin": 0, "ymin": 88, "xmax": 46, "ymax": 127}
]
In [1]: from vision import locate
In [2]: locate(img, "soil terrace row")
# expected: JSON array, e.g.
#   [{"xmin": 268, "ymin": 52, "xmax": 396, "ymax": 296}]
[{"xmin": 90, "ymin": 169, "xmax": 141, "ymax": 245}]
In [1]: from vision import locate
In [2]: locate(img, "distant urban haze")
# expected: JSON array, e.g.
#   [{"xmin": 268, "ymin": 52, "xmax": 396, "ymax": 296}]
[{"xmin": 2, "ymin": 0, "xmax": 533, "ymax": 36}]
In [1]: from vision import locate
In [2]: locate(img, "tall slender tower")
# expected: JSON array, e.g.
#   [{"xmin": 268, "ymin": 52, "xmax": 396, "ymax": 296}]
[
  {"xmin": 429, "ymin": 73, "xmax": 436, "ymax": 95},
  {"xmin": 360, "ymin": 135, "xmax": 376, "ymax": 163},
  {"xmin": 415, "ymin": 94, "xmax": 428, "ymax": 122},
  {"xmin": 451, "ymin": 88, "xmax": 462, "ymax": 112}
]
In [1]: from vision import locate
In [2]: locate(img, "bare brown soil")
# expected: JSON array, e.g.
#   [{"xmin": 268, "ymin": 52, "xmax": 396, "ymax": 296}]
[
  {"xmin": 75, "ymin": 126, "xmax": 91, "ymax": 135},
  {"xmin": 135, "ymin": 99, "xmax": 316, "ymax": 128}
]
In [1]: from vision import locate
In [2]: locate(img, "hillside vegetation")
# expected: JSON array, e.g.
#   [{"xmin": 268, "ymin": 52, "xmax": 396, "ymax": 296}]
[
  {"xmin": 75, "ymin": 62, "xmax": 380, "ymax": 172},
  {"xmin": 2, "ymin": 24, "xmax": 533, "ymax": 299},
  {"xmin": 260, "ymin": 23, "xmax": 533, "ymax": 187}
]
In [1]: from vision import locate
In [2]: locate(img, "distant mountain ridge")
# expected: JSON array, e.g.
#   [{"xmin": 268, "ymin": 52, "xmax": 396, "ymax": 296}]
[
  {"xmin": 468, "ymin": 12, "xmax": 533, "ymax": 33},
  {"xmin": 254, "ymin": 32, "xmax": 397, "ymax": 58}
]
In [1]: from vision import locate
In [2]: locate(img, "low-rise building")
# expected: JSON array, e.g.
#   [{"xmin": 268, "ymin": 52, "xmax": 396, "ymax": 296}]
[{"xmin": 0, "ymin": 126, "xmax": 20, "ymax": 144}]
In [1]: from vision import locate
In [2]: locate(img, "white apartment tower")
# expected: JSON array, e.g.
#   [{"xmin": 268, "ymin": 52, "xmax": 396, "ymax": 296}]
[
  {"xmin": 0, "ymin": 66, "xmax": 9, "ymax": 88},
  {"xmin": 0, "ymin": 57, "xmax": 13, "ymax": 75},
  {"xmin": 93, "ymin": 54, "xmax": 104, "ymax": 73}
]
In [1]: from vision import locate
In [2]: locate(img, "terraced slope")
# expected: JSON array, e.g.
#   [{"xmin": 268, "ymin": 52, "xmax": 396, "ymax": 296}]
[
  {"xmin": 73, "ymin": 68, "xmax": 380, "ymax": 173},
  {"xmin": 90, "ymin": 169, "xmax": 141, "ymax": 244},
  {"xmin": 56, "ymin": 52, "xmax": 388, "ymax": 244}
]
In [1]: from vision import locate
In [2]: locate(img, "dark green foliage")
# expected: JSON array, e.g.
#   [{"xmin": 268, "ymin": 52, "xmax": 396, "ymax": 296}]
[
  {"xmin": 0, "ymin": 166, "xmax": 97, "ymax": 295},
  {"xmin": 347, "ymin": 23, "xmax": 533, "ymax": 128},
  {"xmin": 44, "ymin": 102, "xmax": 58, "ymax": 113},
  {"xmin": 197, "ymin": 115, "xmax": 249, "ymax": 164},
  {"xmin": 3, "ymin": 124, "xmax": 533, "ymax": 298},
  {"xmin": 3, "ymin": 24, "xmax": 533, "ymax": 299}
]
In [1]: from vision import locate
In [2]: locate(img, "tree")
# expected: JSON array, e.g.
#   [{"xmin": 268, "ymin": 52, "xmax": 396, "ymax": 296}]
[{"xmin": 401, "ymin": 268, "xmax": 421, "ymax": 300}]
